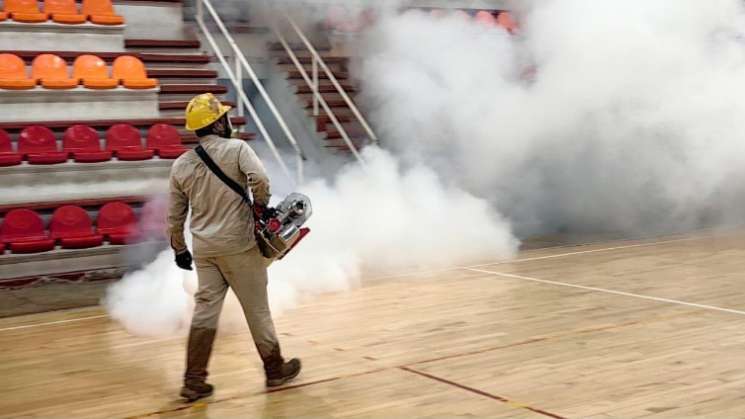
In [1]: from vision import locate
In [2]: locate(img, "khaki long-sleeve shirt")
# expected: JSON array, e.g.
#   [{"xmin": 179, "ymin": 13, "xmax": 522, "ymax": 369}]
[{"xmin": 167, "ymin": 135, "xmax": 271, "ymax": 258}]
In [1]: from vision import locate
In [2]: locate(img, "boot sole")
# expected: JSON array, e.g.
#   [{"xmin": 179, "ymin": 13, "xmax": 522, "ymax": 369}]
[
  {"xmin": 266, "ymin": 367, "xmax": 301, "ymax": 387},
  {"xmin": 180, "ymin": 387, "xmax": 214, "ymax": 402}
]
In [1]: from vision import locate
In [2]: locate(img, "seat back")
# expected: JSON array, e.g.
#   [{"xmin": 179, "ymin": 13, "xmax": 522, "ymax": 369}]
[
  {"xmin": 81, "ymin": 0, "xmax": 116, "ymax": 16},
  {"xmin": 147, "ymin": 124, "xmax": 181, "ymax": 149},
  {"xmin": 475, "ymin": 10, "xmax": 497, "ymax": 26},
  {"xmin": 31, "ymin": 54, "xmax": 70, "ymax": 81},
  {"xmin": 5, "ymin": 0, "xmax": 43, "ymax": 14},
  {"xmin": 63, "ymin": 124, "xmax": 100, "ymax": 152},
  {"xmin": 0, "ymin": 129, "xmax": 12, "ymax": 153},
  {"xmin": 98, "ymin": 201, "xmax": 137, "ymax": 231},
  {"xmin": 106, "ymin": 123, "xmax": 142, "ymax": 151},
  {"xmin": 44, "ymin": 0, "xmax": 78, "ymax": 14},
  {"xmin": 497, "ymin": 11, "xmax": 517, "ymax": 33},
  {"xmin": 0, "ymin": 209, "xmax": 46, "ymax": 241},
  {"xmin": 0, "ymin": 54, "xmax": 28, "ymax": 80},
  {"xmin": 112, "ymin": 56, "xmax": 148, "ymax": 81},
  {"xmin": 50, "ymin": 205, "xmax": 95, "ymax": 239},
  {"xmin": 18, "ymin": 126, "xmax": 58, "ymax": 154},
  {"xmin": 72, "ymin": 55, "xmax": 110, "ymax": 80}
]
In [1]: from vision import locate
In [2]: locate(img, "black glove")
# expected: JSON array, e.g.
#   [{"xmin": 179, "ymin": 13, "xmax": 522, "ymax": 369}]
[
  {"xmin": 254, "ymin": 205, "xmax": 278, "ymax": 222},
  {"xmin": 175, "ymin": 250, "xmax": 193, "ymax": 271}
]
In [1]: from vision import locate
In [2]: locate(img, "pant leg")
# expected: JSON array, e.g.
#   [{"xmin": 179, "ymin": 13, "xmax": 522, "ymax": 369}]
[
  {"xmin": 185, "ymin": 257, "xmax": 229, "ymax": 384},
  {"xmin": 214, "ymin": 246, "xmax": 279, "ymax": 358}
]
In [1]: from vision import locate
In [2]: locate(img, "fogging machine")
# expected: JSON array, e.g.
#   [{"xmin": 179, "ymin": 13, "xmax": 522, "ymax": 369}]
[{"xmin": 195, "ymin": 145, "xmax": 312, "ymax": 261}]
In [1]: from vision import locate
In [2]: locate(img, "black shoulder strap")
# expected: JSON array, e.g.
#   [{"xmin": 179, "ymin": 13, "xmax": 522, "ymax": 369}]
[{"xmin": 194, "ymin": 145, "xmax": 251, "ymax": 205}]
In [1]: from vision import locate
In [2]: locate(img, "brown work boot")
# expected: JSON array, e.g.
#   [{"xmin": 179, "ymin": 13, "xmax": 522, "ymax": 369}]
[
  {"xmin": 180, "ymin": 381, "xmax": 214, "ymax": 402},
  {"xmin": 260, "ymin": 345, "xmax": 302, "ymax": 387},
  {"xmin": 181, "ymin": 327, "xmax": 217, "ymax": 401}
]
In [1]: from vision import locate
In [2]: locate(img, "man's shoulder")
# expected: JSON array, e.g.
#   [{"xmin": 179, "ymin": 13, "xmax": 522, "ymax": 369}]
[{"xmin": 172, "ymin": 149, "xmax": 197, "ymax": 170}]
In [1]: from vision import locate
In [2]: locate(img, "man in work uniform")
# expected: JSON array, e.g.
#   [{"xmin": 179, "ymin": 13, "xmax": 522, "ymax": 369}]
[{"xmin": 167, "ymin": 93, "xmax": 301, "ymax": 402}]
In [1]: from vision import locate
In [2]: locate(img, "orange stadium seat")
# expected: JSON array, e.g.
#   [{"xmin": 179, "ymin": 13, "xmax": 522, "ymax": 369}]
[
  {"xmin": 112, "ymin": 56, "xmax": 157, "ymax": 89},
  {"xmin": 63, "ymin": 125, "xmax": 112, "ymax": 162},
  {"xmin": 18, "ymin": 125, "xmax": 68, "ymax": 164},
  {"xmin": 32, "ymin": 54, "xmax": 78, "ymax": 89},
  {"xmin": 497, "ymin": 11, "xmax": 518, "ymax": 33},
  {"xmin": 0, "ymin": 129, "xmax": 22, "ymax": 167},
  {"xmin": 0, "ymin": 209, "xmax": 56, "ymax": 254},
  {"xmin": 6, "ymin": 0, "xmax": 48, "ymax": 23},
  {"xmin": 475, "ymin": 10, "xmax": 497, "ymax": 27},
  {"xmin": 81, "ymin": 0, "xmax": 123, "ymax": 25},
  {"xmin": 147, "ymin": 124, "xmax": 187, "ymax": 159},
  {"xmin": 97, "ymin": 202, "xmax": 141, "ymax": 244},
  {"xmin": 0, "ymin": 11, "xmax": 8, "ymax": 21},
  {"xmin": 44, "ymin": 0, "xmax": 86, "ymax": 24},
  {"xmin": 0, "ymin": 54, "xmax": 36, "ymax": 90},
  {"xmin": 73, "ymin": 54, "xmax": 118, "ymax": 89},
  {"xmin": 50, "ymin": 205, "xmax": 104, "ymax": 249},
  {"xmin": 106, "ymin": 124, "xmax": 154, "ymax": 160}
]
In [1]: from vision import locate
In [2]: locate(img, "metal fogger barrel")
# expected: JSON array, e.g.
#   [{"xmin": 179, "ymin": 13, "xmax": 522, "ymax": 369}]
[{"xmin": 256, "ymin": 193, "xmax": 312, "ymax": 261}]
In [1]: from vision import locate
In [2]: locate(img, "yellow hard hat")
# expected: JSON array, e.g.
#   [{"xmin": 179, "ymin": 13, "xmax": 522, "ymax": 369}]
[{"xmin": 184, "ymin": 93, "xmax": 232, "ymax": 131}]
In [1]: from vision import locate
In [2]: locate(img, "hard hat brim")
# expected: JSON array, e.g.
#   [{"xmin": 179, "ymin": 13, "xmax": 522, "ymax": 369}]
[{"xmin": 184, "ymin": 104, "xmax": 232, "ymax": 131}]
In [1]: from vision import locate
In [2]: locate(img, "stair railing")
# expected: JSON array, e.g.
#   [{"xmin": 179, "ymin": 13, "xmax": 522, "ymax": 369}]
[
  {"xmin": 195, "ymin": 0, "xmax": 306, "ymax": 184},
  {"xmin": 268, "ymin": 8, "xmax": 377, "ymax": 166}
]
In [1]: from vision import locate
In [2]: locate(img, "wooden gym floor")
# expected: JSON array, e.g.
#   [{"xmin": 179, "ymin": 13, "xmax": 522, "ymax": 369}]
[{"xmin": 3, "ymin": 231, "xmax": 745, "ymax": 418}]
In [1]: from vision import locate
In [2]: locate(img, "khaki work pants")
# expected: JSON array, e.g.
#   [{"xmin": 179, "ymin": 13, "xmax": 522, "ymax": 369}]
[{"xmin": 191, "ymin": 245, "xmax": 279, "ymax": 356}]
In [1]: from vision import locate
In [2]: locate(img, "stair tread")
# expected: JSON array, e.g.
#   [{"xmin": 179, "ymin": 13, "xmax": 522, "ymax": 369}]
[
  {"xmin": 159, "ymin": 84, "xmax": 227, "ymax": 94},
  {"xmin": 148, "ymin": 69, "xmax": 218, "ymax": 78},
  {"xmin": 159, "ymin": 100, "xmax": 235, "ymax": 110},
  {"xmin": 125, "ymin": 39, "xmax": 201, "ymax": 49}
]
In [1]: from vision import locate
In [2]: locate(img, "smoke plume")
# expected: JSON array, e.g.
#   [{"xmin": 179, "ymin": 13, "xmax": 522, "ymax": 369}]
[{"xmin": 356, "ymin": 1, "xmax": 745, "ymax": 237}]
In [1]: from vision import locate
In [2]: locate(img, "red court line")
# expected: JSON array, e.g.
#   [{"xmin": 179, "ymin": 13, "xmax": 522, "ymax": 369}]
[{"xmin": 399, "ymin": 366, "xmax": 567, "ymax": 419}]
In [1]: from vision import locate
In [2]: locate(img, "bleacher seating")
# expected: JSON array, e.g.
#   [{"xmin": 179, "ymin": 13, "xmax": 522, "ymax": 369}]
[
  {"xmin": 2, "ymin": 0, "xmax": 123, "ymax": 25},
  {"xmin": 97, "ymin": 201, "xmax": 141, "ymax": 244},
  {"xmin": 4, "ymin": 0, "xmax": 47, "ymax": 23},
  {"xmin": 0, "ymin": 129, "xmax": 22, "ymax": 166},
  {"xmin": 81, "ymin": 0, "xmax": 123, "ymax": 25},
  {"xmin": 0, "ymin": 53, "xmax": 36, "ymax": 89},
  {"xmin": 50, "ymin": 205, "xmax": 104, "ymax": 249},
  {"xmin": 0, "ymin": 53, "xmax": 156, "ymax": 90},
  {"xmin": 73, "ymin": 54, "xmax": 118, "ymax": 89},
  {"xmin": 62, "ymin": 124, "xmax": 112, "ymax": 162},
  {"xmin": 112, "ymin": 55, "xmax": 157, "ymax": 89},
  {"xmin": 18, "ymin": 125, "xmax": 68, "ymax": 164},
  {"xmin": 0, "ymin": 199, "xmax": 164, "ymax": 254},
  {"xmin": 32, "ymin": 54, "xmax": 77, "ymax": 89},
  {"xmin": 147, "ymin": 123, "xmax": 187, "ymax": 159},
  {"xmin": 0, "ymin": 209, "xmax": 56, "ymax": 253},
  {"xmin": 105, "ymin": 123, "xmax": 154, "ymax": 160},
  {"xmin": 44, "ymin": 0, "xmax": 87, "ymax": 25}
]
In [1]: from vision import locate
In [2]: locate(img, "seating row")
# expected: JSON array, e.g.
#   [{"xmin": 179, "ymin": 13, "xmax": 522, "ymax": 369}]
[
  {"xmin": 0, "ymin": 200, "xmax": 165, "ymax": 254},
  {"xmin": 0, "ymin": 53, "xmax": 157, "ymax": 90},
  {"xmin": 431, "ymin": 9, "xmax": 517, "ymax": 32},
  {"xmin": 1, "ymin": 0, "xmax": 123, "ymax": 25},
  {"xmin": 0, "ymin": 123, "xmax": 187, "ymax": 166}
]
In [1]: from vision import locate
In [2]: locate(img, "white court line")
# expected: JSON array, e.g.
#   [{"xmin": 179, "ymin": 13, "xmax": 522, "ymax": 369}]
[
  {"xmin": 468, "ymin": 268, "xmax": 745, "ymax": 317},
  {"xmin": 469, "ymin": 236, "xmax": 699, "ymax": 268},
  {"xmin": 0, "ymin": 234, "xmax": 720, "ymax": 332},
  {"xmin": 0, "ymin": 314, "xmax": 108, "ymax": 332}
]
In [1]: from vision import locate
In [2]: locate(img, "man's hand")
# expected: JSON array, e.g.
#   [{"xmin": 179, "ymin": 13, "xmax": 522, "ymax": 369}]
[{"xmin": 175, "ymin": 249, "xmax": 193, "ymax": 271}]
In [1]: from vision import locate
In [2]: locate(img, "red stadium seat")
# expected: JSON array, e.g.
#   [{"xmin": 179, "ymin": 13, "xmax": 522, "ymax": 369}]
[
  {"xmin": 63, "ymin": 125, "xmax": 112, "ymax": 163},
  {"xmin": 140, "ymin": 198, "xmax": 166, "ymax": 239},
  {"xmin": 97, "ymin": 201, "xmax": 141, "ymax": 244},
  {"xmin": 147, "ymin": 124, "xmax": 187, "ymax": 159},
  {"xmin": 18, "ymin": 126, "xmax": 68, "ymax": 164},
  {"xmin": 497, "ymin": 11, "xmax": 518, "ymax": 33},
  {"xmin": 0, "ymin": 209, "xmax": 56, "ymax": 253},
  {"xmin": 106, "ymin": 124, "xmax": 154, "ymax": 161},
  {"xmin": 0, "ymin": 129, "xmax": 22, "ymax": 167},
  {"xmin": 50, "ymin": 205, "xmax": 103, "ymax": 249},
  {"xmin": 474, "ymin": 10, "xmax": 497, "ymax": 27}
]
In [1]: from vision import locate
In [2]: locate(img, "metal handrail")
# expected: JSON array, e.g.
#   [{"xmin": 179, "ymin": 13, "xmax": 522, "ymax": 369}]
[
  {"xmin": 195, "ymin": 0, "xmax": 305, "ymax": 185},
  {"xmin": 284, "ymin": 13, "xmax": 379, "ymax": 147},
  {"xmin": 272, "ymin": 29, "xmax": 367, "ymax": 165}
]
